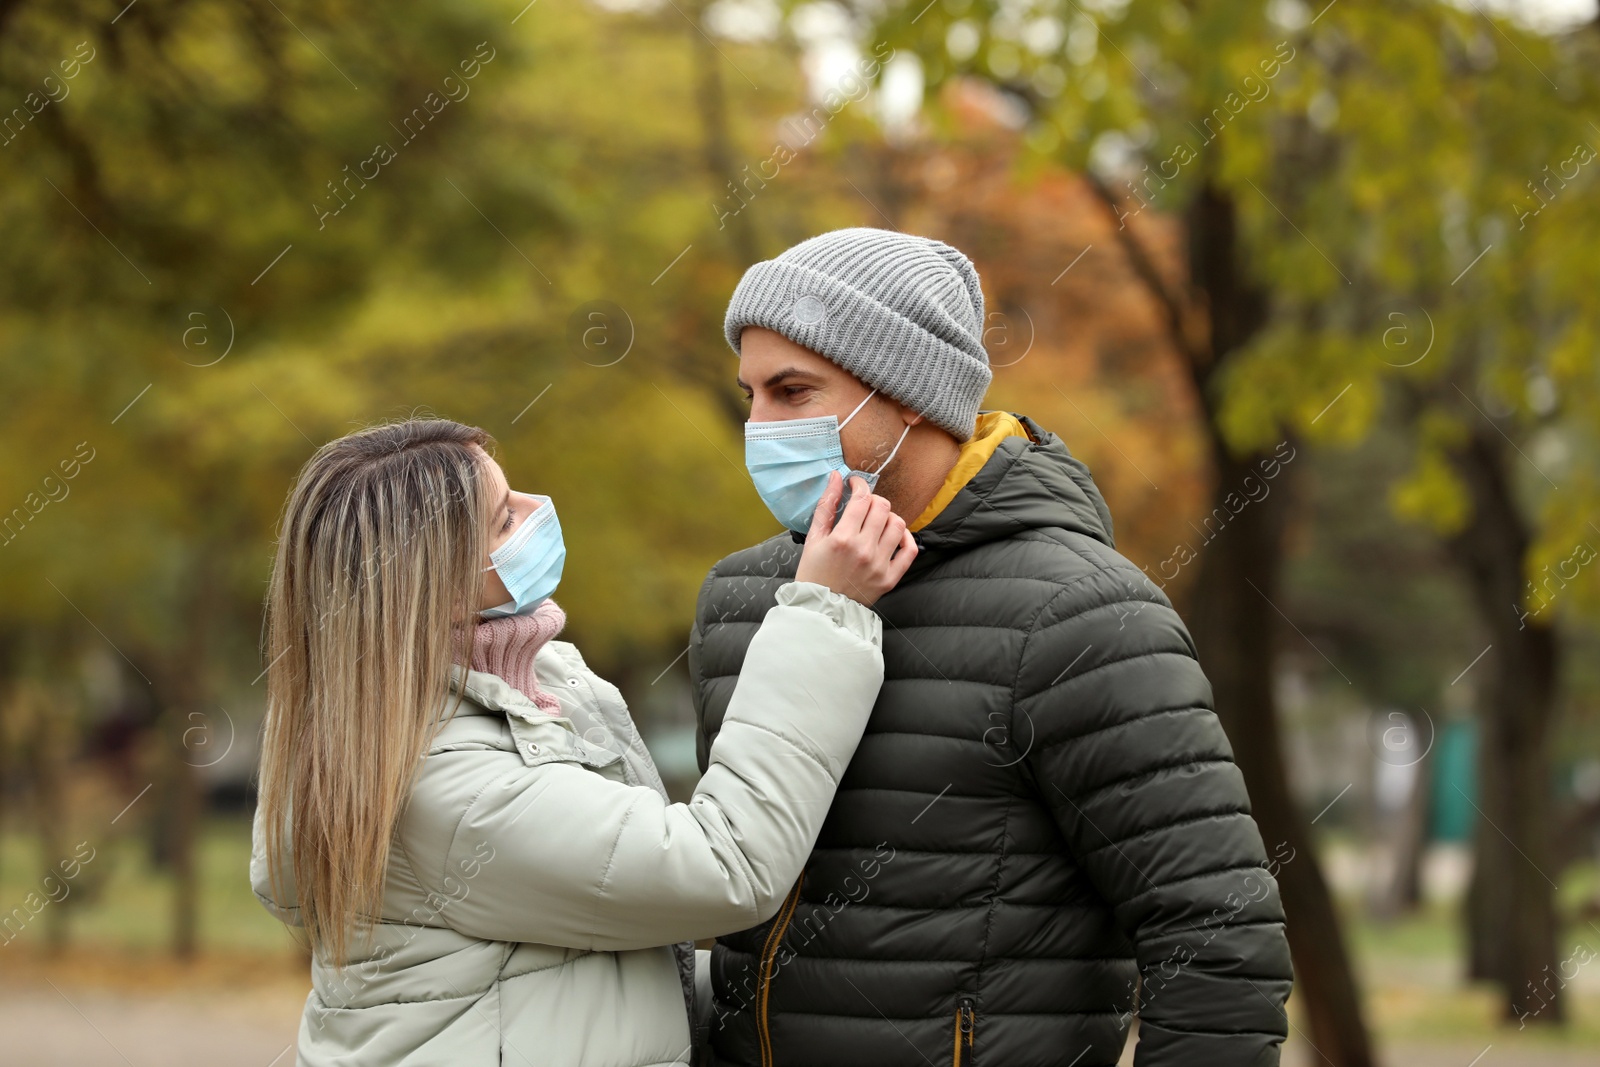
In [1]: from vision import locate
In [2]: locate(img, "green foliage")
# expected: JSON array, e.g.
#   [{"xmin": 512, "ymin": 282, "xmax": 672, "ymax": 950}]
[
  {"xmin": 0, "ymin": 0, "xmax": 829, "ymax": 686},
  {"xmin": 858, "ymin": 0, "xmax": 1600, "ymax": 624}
]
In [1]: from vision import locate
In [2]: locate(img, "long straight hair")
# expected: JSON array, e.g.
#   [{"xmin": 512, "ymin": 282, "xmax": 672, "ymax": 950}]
[{"xmin": 258, "ymin": 417, "xmax": 494, "ymax": 967}]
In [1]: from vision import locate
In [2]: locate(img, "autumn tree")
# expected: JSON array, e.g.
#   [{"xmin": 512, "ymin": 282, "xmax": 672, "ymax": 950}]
[{"xmin": 828, "ymin": 0, "xmax": 1600, "ymax": 1057}]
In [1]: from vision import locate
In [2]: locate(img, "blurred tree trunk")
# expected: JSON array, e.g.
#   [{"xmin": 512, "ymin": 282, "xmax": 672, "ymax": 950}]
[
  {"xmin": 0, "ymin": 630, "xmax": 15, "ymax": 890},
  {"xmin": 678, "ymin": 0, "xmax": 762, "ymax": 428},
  {"xmin": 144, "ymin": 549, "xmax": 223, "ymax": 961},
  {"xmin": 1092, "ymin": 175, "xmax": 1377, "ymax": 1066},
  {"xmin": 7, "ymin": 632, "xmax": 81, "ymax": 953},
  {"xmin": 1189, "ymin": 431, "xmax": 1372, "ymax": 1067},
  {"xmin": 689, "ymin": 5, "xmax": 759, "ymax": 271},
  {"xmin": 160, "ymin": 707, "xmax": 203, "ymax": 960},
  {"xmin": 1368, "ymin": 737, "xmax": 1432, "ymax": 920},
  {"xmin": 1440, "ymin": 422, "xmax": 1563, "ymax": 1024},
  {"xmin": 1377, "ymin": 744, "xmax": 1433, "ymax": 918},
  {"xmin": 1554, "ymin": 795, "xmax": 1600, "ymax": 873},
  {"xmin": 34, "ymin": 678, "xmax": 71, "ymax": 954}
]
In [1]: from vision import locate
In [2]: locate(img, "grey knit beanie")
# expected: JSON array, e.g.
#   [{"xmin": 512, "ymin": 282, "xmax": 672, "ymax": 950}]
[{"xmin": 723, "ymin": 227, "xmax": 993, "ymax": 441}]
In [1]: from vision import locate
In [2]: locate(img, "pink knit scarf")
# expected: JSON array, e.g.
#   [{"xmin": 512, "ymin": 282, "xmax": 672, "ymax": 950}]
[{"xmin": 466, "ymin": 599, "xmax": 568, "ymax": 715}]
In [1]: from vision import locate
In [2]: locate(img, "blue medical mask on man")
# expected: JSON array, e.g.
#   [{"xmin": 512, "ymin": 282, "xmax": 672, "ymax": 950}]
[
  {"xmin": 744, "ymin": 388, "xmax": 912, "ymax": 534},
  {"xmin": 481, "ymin": 494, "xmax": 565, "ymax": 618}
]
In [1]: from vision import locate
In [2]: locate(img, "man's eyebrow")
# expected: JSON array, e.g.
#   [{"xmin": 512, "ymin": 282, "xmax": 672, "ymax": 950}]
[
  {"xmin": 758, "ymin": 367, "xmax": 819, "ymax": 388},
  {"xmin": 737, "ymin": 367, "xmax": 827, "ymax": 392}
]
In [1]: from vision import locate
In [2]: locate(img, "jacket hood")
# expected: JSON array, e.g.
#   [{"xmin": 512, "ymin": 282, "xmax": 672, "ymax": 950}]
[{"xmin": 909, "ymin": 413, "xmax": 1116, "ymax": 566}]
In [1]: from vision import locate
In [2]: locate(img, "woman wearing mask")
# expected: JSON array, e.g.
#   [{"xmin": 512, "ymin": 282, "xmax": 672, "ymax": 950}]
[{"xmin": 250, "ymin": 417, "xmax": 915, "ymax": 1066}]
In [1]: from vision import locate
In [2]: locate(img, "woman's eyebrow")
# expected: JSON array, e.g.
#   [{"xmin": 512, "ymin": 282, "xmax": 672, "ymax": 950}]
[{"xmin": 499, "ymin": 490, "xmax": 511, "ymax": 519}]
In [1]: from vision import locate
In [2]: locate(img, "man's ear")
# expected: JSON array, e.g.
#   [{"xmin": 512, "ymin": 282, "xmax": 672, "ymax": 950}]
[{"xmin": 902, "ymin": 405, "xmax": 925, "ymax": 427}]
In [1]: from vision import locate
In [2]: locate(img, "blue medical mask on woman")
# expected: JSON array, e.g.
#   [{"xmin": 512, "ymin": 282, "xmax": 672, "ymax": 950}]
[
  {"xmin": 744, "ymin": 389, "xmax": 911, "ymax": 534},
  {"xmin": 481, "ymin": 494, "xmax": 565, "ymax": 618}
]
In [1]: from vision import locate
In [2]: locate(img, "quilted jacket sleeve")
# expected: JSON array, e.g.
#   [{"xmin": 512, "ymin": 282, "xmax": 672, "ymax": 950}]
[
  {"xmin": 249, "ymin": 794, "xmax": 302, "ymax": 928},
  {"xmin": 1018, "ymin": 566, "xmax": 1294, "ymax": 1066},
  {"xmin": 397, "ymin": 580, "xmax": 883, "ymax": 951}
]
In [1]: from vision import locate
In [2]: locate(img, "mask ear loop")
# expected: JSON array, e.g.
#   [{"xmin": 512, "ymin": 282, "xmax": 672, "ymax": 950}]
[
  {"xmin": 867, "ymin": 421, "xmax": 913, "ymax": 476},
  {"xmin": 838, "ymin": 388, "xmax": 878, "ymax": 430},
  {"xmin": 844, "ymin": 388, "xmax": 921, "ymax": 476},
  {"xmin": 839, "ymin": 388, "xmax": 914, "ymax": 476}
]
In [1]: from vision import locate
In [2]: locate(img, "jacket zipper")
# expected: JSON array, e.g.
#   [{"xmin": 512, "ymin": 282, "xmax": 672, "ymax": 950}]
[
  {"xmin": 757, "ymin": 869, "xmax": 806, "ymax": 1067},
  {"xmin": 953, "ymin": 997, "xmax": 975, "ymax": 1066}
]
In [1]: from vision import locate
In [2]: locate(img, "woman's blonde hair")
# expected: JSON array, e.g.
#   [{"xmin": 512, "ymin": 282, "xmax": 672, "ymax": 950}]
[{"xmin": 258, "ymin": 417, "xmax": 494, "ymax": 967}]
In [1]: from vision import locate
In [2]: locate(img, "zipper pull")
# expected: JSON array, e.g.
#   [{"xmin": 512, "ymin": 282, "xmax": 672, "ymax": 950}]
[{"xmin": 959, "ymin": 997, "xmax": 975, "ymax": 1047}]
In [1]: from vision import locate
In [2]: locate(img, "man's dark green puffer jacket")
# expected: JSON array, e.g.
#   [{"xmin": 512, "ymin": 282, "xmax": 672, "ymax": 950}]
[{"xmin": 688, "ymin": 414, "xmax": 1294, "ymax": 1067}]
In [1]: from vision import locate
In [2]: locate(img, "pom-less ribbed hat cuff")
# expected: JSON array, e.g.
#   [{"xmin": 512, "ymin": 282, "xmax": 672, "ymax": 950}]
[{"xmin": 724, "ymin": 259, "xmax": 992, "ymax": 441}]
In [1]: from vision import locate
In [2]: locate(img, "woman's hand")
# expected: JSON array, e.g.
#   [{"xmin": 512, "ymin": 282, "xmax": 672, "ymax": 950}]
[{"xmin": 794, "ymin": 472, "xmax": 918, "ymax": 607}]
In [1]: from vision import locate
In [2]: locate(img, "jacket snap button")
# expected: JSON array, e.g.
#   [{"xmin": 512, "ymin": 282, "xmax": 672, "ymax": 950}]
[
  {"xmin": 566, "ymin": 677, "xmax": 581, "ymax": 688},
  {"xmin": 525, "ymin": 741, "xmax": 540, "ymax": 755}
]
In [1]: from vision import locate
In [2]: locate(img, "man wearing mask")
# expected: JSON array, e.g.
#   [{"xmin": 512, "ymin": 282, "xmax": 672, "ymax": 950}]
[{"xmin": 687, "ymin": 227, "xmax": 1294, "ymax": 1066}]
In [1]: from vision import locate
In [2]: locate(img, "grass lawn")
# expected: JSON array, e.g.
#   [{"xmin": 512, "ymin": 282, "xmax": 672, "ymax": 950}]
[
  {"xmin": 1324, "ymin": 862, "xmax": 1600, "ymax": 1053},
  {"xmin": 1, "ymin": 813, "xmax": 300, "ymax": 957}
]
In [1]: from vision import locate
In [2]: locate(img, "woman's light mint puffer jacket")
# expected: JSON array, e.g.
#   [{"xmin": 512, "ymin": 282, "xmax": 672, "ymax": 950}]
[{"xmin": 250, "ymin": 581, "xmax": 883, "ymax": 1067}]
